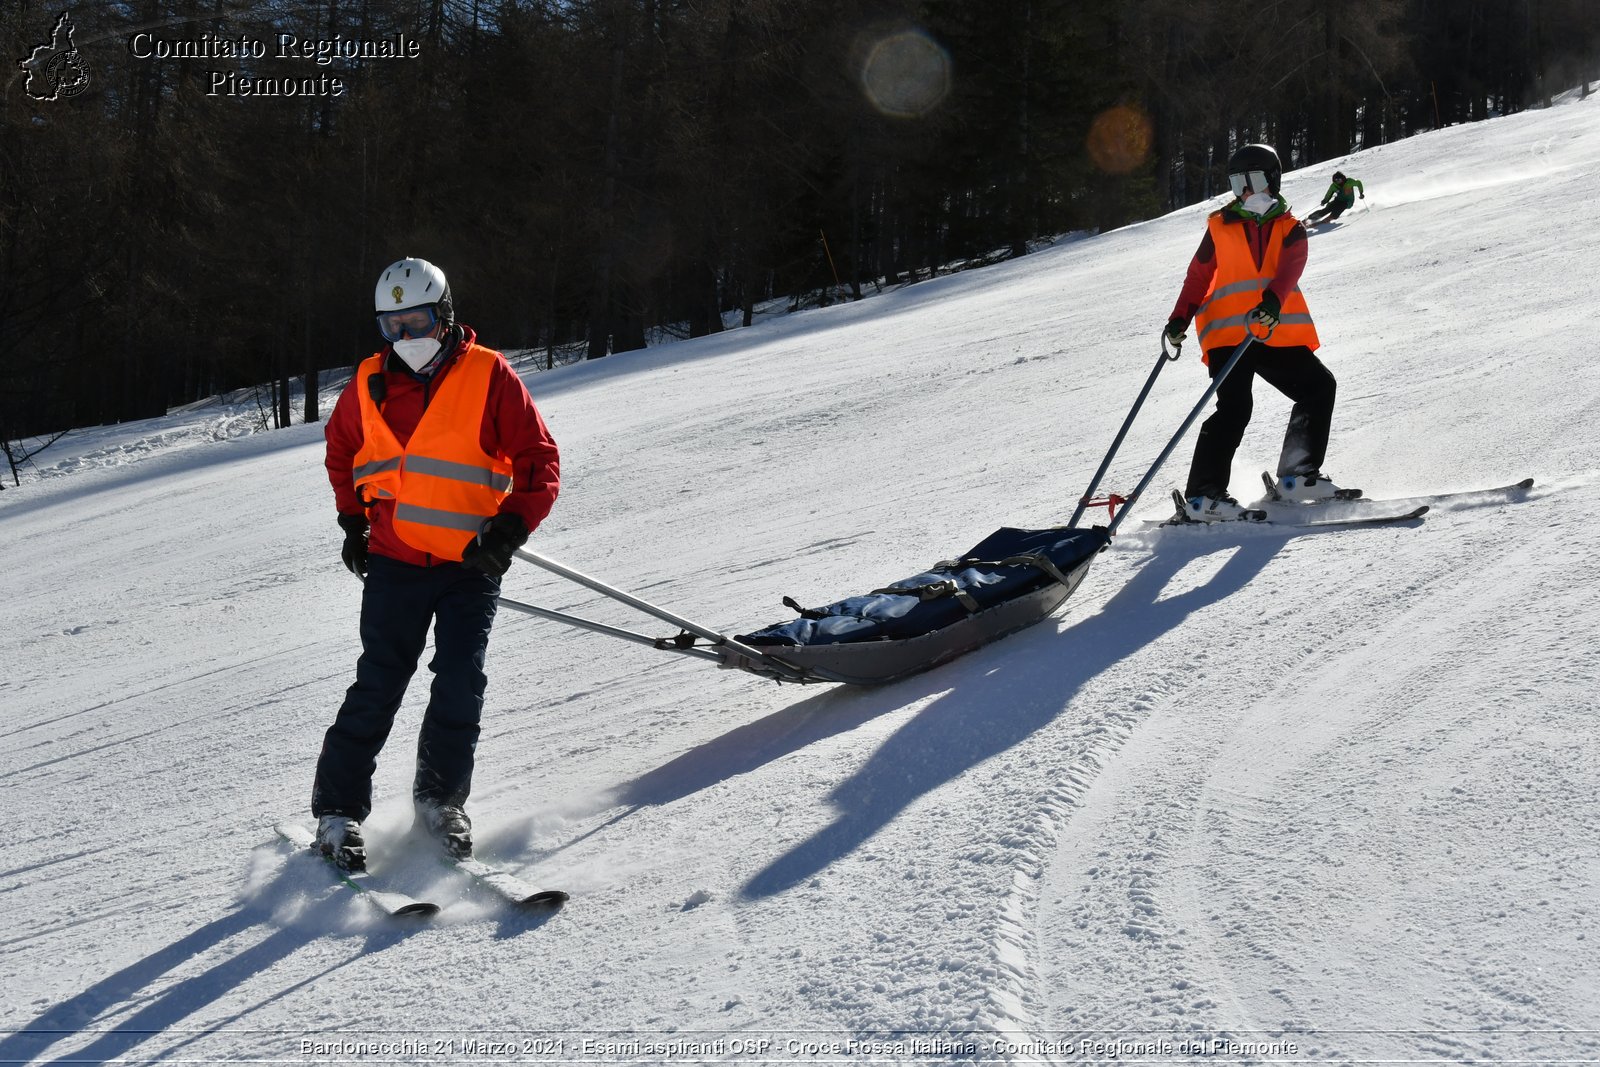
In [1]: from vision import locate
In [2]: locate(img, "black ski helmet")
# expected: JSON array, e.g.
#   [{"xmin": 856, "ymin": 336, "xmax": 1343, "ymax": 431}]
[
  {"xmin": 1226, "ymin": 143, "xmax": 1282, "ymax": 196},
  {"xmin": 1332, "ymin": 170, "xmax": 1347, "ymax": 183}
]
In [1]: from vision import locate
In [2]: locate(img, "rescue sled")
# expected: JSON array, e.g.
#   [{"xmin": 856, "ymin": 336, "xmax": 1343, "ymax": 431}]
[
  {"xmin": 498, "ymin": 523, "xmax": 1108, "ymax": 687},
  {"xmin": 495, "ymin": 329, "xmax": 1264, "ymax": 686}
]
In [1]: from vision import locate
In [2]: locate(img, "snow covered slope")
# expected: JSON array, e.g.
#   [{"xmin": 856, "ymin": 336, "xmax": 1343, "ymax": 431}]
[{"xmin": 3, "ymin": 96, "xmax": 1597, "ymax": 1065}]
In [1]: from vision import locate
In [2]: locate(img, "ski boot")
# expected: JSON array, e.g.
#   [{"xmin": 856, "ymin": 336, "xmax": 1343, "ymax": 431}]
[
  {"xmin": 415, "ymin": 802, "xmax": 473, "ymax": 860},
  {"xmin": 315, "ymin": 815, "xmax": 367, "ymax": 872},
  {"xmin": 1176, "ymin": 490, "xmax": 1266, "ymax": 523},
  {"xmin": 1269, "ymin": 471, "xmax": 1361, "ymax": 503}
]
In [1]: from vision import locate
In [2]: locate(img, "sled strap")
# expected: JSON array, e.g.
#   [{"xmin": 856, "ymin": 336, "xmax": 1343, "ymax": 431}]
[
  {"xmin": 935, "ymin": 552, "xmax": 1077, "ymax": 590},
  {"xmin": 654, "ymin": 630, "xmax": 700, "ymax": 650},
  {"xmin": 997, "ymin": 552, "xmax": 1080, "ymax": 588},
  {"xmin": 781, "ymin": 595, "xmax": 831, "ymax": 620},
  {"xmin": 871, "ymin": 579, "xmax": 981, "ymax": 613}
]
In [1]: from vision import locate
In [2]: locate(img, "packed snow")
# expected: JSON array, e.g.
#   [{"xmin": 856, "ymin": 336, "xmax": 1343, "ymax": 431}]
[{"xmin": 2, "ymin": 95, "xmax": 1597, "ymax": 1065}]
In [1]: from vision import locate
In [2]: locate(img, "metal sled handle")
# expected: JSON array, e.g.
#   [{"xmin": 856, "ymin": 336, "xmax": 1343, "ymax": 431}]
[
  {"xmin": 1068, "ymin": 329, "xmax": 1185, "ymax": 529},
  {"xmin": 511, "ymin": 548, "xmax": 780, "ymax": 666},
  {"xmin": 1102, "ymin": 323, "xmax": 1271, "ymax": 538}
]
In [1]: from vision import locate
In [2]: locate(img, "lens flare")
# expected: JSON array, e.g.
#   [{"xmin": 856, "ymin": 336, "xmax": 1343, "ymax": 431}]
[
  {"xmin": 1086, "ymin": 104, "xmax": 1154, "ymax": 175},
  {"xmin": 860, "ymin": 29, "xmax": 950, "ymax": 119}
]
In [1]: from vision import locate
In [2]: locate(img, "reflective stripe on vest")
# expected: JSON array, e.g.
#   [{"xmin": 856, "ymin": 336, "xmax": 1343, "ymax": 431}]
[
  {"xmin": 350, "ymin": 344, "xmax": 515, "ymax": 561},
  {"xmin": 1192, "ymin": 211, "xmax": 1319, "ymax": 359},
  {"xmin": 404, "ymin": 455, "xmax": 513, "ymax": 491},
  {"xmin": 1198, "ymin": 311, "xmax": 1315, "ymax": 345},
  {"xmin": 393, "ymin": 502, "xmax": 490, "ymax": 533},
  {"xmin": 352, "ymin": 456, "xmax": 402, "ymax": 482}
]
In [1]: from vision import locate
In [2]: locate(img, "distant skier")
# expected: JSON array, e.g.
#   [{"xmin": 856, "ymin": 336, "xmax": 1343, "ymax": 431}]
[
  {"xmin": 1305, "ymin": 171, "xmax": 1365, "ymax": 225},
  {"xmin": 314, "ymin": 257, "xmax": 561, "ymax": 870},
  {"xmin": 1163, "ymin": 144, "xmax": 1350, "ymax": 522}
]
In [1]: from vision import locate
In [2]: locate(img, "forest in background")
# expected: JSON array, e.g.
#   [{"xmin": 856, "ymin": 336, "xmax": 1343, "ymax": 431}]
[{"xmin": 3, "ymin": 0, "xmax": 1598, "ymax": 449}]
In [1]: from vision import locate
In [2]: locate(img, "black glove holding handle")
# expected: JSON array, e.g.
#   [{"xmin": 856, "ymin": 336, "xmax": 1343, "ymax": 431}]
[{"xmin": 461, "ymin": 513, "xmax": 529, "ymax": 578}]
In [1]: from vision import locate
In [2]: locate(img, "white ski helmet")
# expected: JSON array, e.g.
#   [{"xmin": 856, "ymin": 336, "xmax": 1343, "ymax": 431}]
[{"xmin": 374, "ymin": 257, "xmax": 454, "ymax": 332}]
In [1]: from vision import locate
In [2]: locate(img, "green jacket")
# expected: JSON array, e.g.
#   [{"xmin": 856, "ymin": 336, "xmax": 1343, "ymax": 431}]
[{"xmin": 1321, "ymin": 177, "xmax": 1365, "ymax": 207}]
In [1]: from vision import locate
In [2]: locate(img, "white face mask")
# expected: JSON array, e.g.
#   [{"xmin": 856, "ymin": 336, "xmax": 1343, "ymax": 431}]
[
  {"xmin": 393, "ymin": 336, "xmax": 442, "ymax": 372},
  {"xmin": 1242, "ymin": 191, "xmax": 1276, "ymax": 215}
]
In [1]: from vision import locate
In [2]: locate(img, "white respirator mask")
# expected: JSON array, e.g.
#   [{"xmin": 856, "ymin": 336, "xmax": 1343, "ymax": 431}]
[
  {"xmin": 392, "ymin": 336, "xmax": 442, "ymax": 373},
  {"xmin": 1242, "ymin": 191, "xmax": 1276, "ymax": 215}
]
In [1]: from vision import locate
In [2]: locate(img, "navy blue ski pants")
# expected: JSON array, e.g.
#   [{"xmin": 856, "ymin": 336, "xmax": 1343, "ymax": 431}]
[{"xmin": 313, "ymin": 554, "xmax": 502, "ymax": 822}]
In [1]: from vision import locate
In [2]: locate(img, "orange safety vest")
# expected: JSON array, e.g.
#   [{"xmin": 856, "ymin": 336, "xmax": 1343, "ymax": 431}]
[
  {"xmin": 1193, "ymin": 210, "xmax": 1319, "ymax": 360},
  {"xmin": 350, "ymin": 344, "xmax": 514, "ymax": 561}
]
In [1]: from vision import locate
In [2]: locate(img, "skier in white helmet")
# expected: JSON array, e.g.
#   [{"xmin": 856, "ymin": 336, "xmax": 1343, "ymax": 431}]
[{"xmin": 313, "ymin": 257, "xmax": 561, "ymax": 870}]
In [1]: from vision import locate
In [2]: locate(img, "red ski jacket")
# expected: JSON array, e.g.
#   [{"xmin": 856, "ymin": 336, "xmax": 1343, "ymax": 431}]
[{"xmin": 325, "ymin": 326, "xmax": 560, "ymax": 567}]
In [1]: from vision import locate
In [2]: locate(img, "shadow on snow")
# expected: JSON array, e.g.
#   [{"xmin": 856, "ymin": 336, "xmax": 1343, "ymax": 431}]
[
  {"xmin": 0, "ymin": 864, "xmax": 423, "ymax": 1065},
  {"xmin": 731, "ymin": 531, "xmax": 1298, "ymax": 898}
]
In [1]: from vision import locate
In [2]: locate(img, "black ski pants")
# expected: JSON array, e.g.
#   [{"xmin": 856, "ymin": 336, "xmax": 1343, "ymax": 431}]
[
  {"xmin": 1184, "ymin": 343, "xmax": 1337, "ymax": 499},
  {"xmin": 313, "ymin": 554, "xmax": 502, "ymax": 822},
  {"xmin": 1309, "ymin": 196, "xmax": 1353, "ymax": 223}
]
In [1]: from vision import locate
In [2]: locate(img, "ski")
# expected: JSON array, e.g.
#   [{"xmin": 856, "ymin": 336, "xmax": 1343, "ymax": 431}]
[
  {"xmin": 1158, "ymin": 490, "xmax": 1428, "ymax": 530},
  {"xmin": 443, "ymin": 854, "xmax": 568, "ymax": 910},
  {"xmin": 1362, "ymin": 477, "xmax": 1534, "ymax": 506},
  {"xmin": 1263, "ymin": 472, "xmax": 1533, "ymax": 508},
  {"xmin": 1291, "ymin": 504, "xmax": 1430, "ymax": 529},
  {"xmin": 274, "ymin": 822, "xmax": 440, "ymax": 919}
]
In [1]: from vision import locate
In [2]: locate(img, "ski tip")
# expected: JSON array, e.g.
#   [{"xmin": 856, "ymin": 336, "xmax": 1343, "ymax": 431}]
[
  {"xmin": 520, "ymin": 890, "xmax": 569, "ymax": 910},
  {"xmin": 1515, "ymin": 477, "xmax": 1535, "ymax": 489},
  {"xmin": 394, "ymin": 901, "xmax": 442, "ymax": 918}
]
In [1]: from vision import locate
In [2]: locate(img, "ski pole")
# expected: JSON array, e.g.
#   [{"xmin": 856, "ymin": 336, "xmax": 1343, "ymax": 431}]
[
  {"xmin": 1068, "ymin": 330, "xmax": 1183, "ymax": 529},
  {"xmin": 1103, "ymin": 325, "xmax": 1269, "ymax": 538}
]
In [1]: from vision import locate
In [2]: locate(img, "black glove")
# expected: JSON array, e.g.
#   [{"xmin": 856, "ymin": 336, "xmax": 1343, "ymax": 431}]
[
  {"xmin": 461, "ymin": 513, "xmax": 529, "ymax": 577},
  {"xmin": 1249, "ymin": 290, "xmax": 1282, "ymax": 329},
  {"xmin": 338, "ymin": 513, "xmax": 369, "ymax": 578},
  {"xmin": 1164, "ymin": 318, "xmax": 1188, "ymax": 348}
]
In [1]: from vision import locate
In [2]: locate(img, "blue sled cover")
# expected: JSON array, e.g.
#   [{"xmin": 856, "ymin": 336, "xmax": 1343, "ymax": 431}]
[{"xmin": 723, "ymin": 526, "xmax": 1110, "ymax": 685}]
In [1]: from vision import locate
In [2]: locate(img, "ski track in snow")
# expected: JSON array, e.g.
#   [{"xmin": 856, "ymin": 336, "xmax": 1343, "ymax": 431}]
[
  {"xmin": 2, "ymin": 96, "xmax": 1598, "ymax": 1065},
  {"xmin": 1026, "ymin": 495, "xmax": 1600, "ymax": 1062}
]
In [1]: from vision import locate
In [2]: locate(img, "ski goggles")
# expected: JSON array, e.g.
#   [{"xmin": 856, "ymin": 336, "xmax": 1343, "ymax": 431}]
[
  {"xmin": 1228, "ymin": 169, "xmax": 1272, "ymax": 198},
  {"xmin": 376, "ymin": 305, "xmax": 439, "ymax": 342}
]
